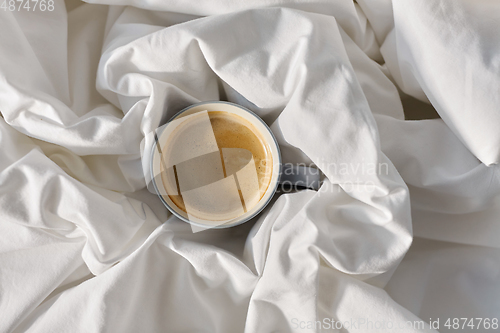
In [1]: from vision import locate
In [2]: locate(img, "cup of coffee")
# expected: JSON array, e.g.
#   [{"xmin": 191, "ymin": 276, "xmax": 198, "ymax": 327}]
[{"xmin": 149, "ymin": 101, "xmax": 319, "ymax": 231}]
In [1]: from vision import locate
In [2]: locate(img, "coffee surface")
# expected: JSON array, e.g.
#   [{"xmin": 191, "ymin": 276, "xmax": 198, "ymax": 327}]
[{"xmin": 160, "ymin": 111, "xmax": 273, "ymax": 222}]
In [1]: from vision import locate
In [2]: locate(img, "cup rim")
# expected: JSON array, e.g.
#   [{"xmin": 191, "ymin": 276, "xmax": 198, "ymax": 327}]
[{"xmin": 150, "ymin": 101, "xmax": 282, "ymax": 229}]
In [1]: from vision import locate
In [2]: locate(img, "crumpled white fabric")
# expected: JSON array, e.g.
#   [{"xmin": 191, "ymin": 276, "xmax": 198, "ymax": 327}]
[{"xmin": 0, "ymin": 0, "xmax": 498, "ymax": 332}]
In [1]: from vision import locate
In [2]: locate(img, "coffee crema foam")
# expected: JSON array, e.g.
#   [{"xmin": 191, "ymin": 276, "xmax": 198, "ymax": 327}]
[{"xmin": 159, "ymin": 111, "xmax": 273, "ymax": 222}]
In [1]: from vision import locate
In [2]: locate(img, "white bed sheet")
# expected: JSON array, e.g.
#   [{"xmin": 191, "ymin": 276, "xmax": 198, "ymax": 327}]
[{"xmin": 0, "ymin": 0, "xmax": 499, "ymax": 332}]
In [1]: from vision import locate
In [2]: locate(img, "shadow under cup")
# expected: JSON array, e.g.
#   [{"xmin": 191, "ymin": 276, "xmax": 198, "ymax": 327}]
[{"xmin": 151, "ymin": 102, "xmax": 281, "ymax": 231}]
